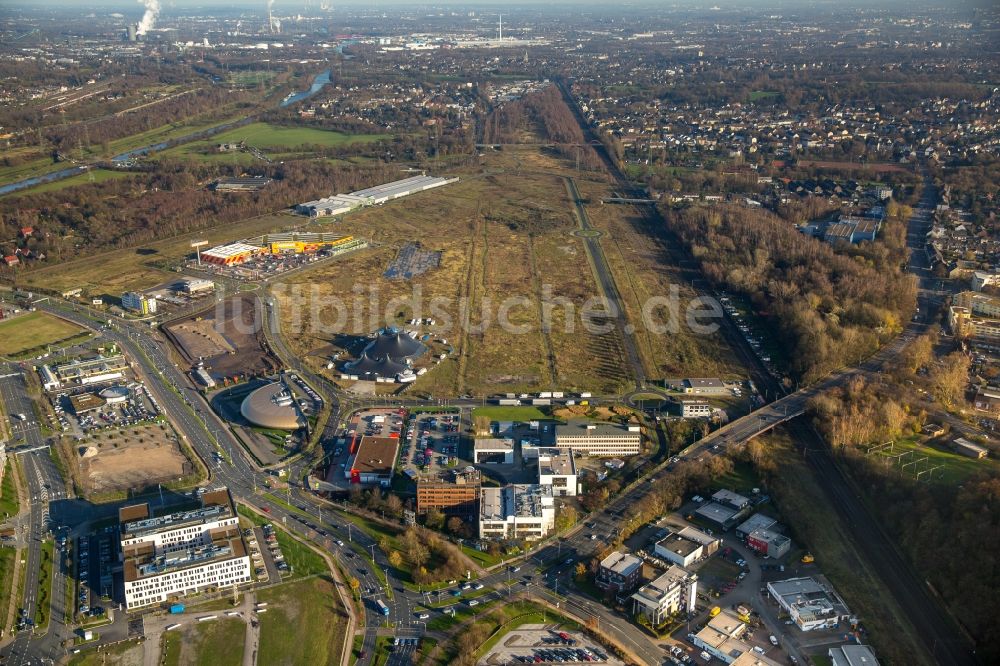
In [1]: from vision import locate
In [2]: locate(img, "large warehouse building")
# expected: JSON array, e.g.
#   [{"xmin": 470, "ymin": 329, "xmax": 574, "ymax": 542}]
[
  {"xmin": 296, "ymin": 174, "xmax": 459, "ymax": 218},
  {"xmin": 42, "ymin": 354, "xmax": 128, "ymax": 391},
  {"xmin": 345, "ymin": 436, "xmax": 400, "ymax": 487},
  {"xmin": 120, "ymin": 488, "xmax": 251, "ymax": 610},
  {"xmin": 200, "ymin": 242, "xmax": 263, "ymax": 266}
]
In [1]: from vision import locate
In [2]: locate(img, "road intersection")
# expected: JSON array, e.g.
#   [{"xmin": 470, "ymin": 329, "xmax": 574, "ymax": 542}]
[{"xmin": 0, "ymin": 174, "xmax": 978, "ymax": 665}]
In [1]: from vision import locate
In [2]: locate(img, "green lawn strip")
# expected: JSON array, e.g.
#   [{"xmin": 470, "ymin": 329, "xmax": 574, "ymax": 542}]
[
  {"xmin": 371, "ymin": 634, "xmax": 394, "ymax": 666},
  {"xmin": 349, "ymin": 634, "xmax": 364, "ymax": 665},
  {"xmin": 471, "ymin": 406, "xmax": 549, "ymax": 421},
  {"xmin": 272, "ymin": 525, "xmax": 327, "ymax": 577},
  {"xmin": 34, "ymin": 539, "xmax": 54, "ymax": 632},
  {"xmin": 256, "ymin": 577, "xmax": 349, "ymax": 666},
  {"xmin": 461, "ymin": 544, "xmax": 502, "ymax": 568},
  {"xmin": 166, "ymin": 122, "xmax": 389, "ymax": 156},
  {"xmin": 161, "ymin": 629, "xmax": 183, "ymax": 666},
  {"xmin": 406, "ymin": 406, "xmax": 460, "ymax": 415},
  {"xmin": 67, "ymin": 638, "xmax": 144, "ymax": 665},
  {"xmin": 425, "ymin": 598, "xmax": 502, "ymax": 631},
  {"xmin": 0, "ymin": 169, "xmax": 131, "ymax": 200},
  {"xmin": 0, "ymin": 548, "xmax": 16, "ymax": 634},
  {"xmin": 236, "ymin": 502, "xmax": 327, "ymax": 578},
  {"xmin": 0, "ymin": 459, "xmax": 19, "ymax": 518},
  {"xmin": 63, "ymin": 539, "xmax": 74, "ymax": 623}
]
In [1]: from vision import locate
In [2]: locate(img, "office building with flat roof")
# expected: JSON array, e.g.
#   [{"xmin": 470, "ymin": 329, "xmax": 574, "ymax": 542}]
[
  {"xmin": 479, "ymin": 484, "xmax": 554, "ymax": 540},
  {"xmin": 597, "ymin": 551, "xmax": 642, "ymax": 595},
  {"xmin": 416, "ymin": 469, "xmax": 481, "ymax": 517},
  {"xmin": 736, "ymin": 513, "xmax": 777, "ymax": 539},
  {"xmin": 473, "ymin": 438, "xmax": 514, "ymax": 464},
  {"xmin": 537, "ymin": 447, "xmax": 577, "ymax": 496},
  {"xmin": 120, "ymin": 489, "xmax": 250, "ymax": 610},
  {"xmin": 746, "ymin": 528, "xmax": 791, "ymax": 559},
  {"xmin": 828, "ymin": 645, "xmax": 881, "ymax": 666},
  {"xmin": 767, "ymin": 577, "xmax": 851, "ymax": 631},
  {"xmin": 654, "ymin": 531, "xmax": 706, "ymax": 568},
  {"xmin": 555, "ymin": 421, "xmax": 641, "ymax": 457},
  {"xmin": 631, "ymin": 565, "xmax": 698, "ymax": 624}
]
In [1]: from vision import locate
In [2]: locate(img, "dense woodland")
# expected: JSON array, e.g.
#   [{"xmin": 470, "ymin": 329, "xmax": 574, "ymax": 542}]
[
  {"xmin": 663, "ymin": 203, "xmax": 916, "ymax": 383},
  {"xmin": 847, "ymin": 460, "xmax": 1000, "ymax": 663},
  {"xmin": 0, "ymin": 160, "xmax": 398, "ymax": 274}
]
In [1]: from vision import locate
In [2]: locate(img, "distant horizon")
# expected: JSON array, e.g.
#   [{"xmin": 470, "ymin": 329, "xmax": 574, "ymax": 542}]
[{"xmin": 0, "ymin": 0, "xmax": 991, "ymax": 10}]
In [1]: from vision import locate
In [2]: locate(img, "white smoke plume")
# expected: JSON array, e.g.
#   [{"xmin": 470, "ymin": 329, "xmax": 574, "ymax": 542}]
[{"xmin": 136, "ymin": 0, "xmax": 160, "ymax": 35}]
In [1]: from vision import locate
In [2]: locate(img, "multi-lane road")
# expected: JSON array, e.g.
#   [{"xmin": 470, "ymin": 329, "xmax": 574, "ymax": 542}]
[{"xmin": 0, "ymin": 166, "xmax": 979, "ymax": 666}]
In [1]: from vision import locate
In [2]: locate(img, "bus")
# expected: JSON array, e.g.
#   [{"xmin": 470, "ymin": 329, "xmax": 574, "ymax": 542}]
[{"xmin": 375, "ymin": 599, "xmax": 390, "ymax": 617}]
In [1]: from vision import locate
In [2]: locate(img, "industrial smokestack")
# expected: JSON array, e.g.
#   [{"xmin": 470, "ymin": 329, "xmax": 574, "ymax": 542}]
[
  {"xmin": 127, "ymin": 24, "xmax": 137, "ymax": 42},
  {"xmin": 136, "ymin": 0, "xmax": 160, "ymax": 36}
]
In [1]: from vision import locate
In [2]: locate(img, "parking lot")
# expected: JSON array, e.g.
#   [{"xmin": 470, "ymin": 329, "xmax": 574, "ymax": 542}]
[
  {"xmin": 74, "ymin": 528, "xmax": 118, "ymax": 622},
  {"xmin": 54, "ymin": 382, "xmax": 160, "ymax": 436},
  {"xmin": 401, "ymin": 411, "xmax": 461, "ymax": 476},
  {"xmin": 478, "ymin": 626, "xmax": 622, "ymax": 666},
  {"xmin": 325, "ymin": 408, "xmax": 405, "ymax": 489}
]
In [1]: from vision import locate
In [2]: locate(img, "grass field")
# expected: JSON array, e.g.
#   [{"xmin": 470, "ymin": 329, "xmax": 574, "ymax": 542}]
[
  {"xmin": 272, "ymin": 524, "xmax": 329, "ymax": 577},
  {"xmin": 161, "ymin": 617, "xmax": 246, "ymax": 666},
  {"xmin": 0, "ymin": 169, "xmax": 131, "ymax": 200},
  {"xmin": 749, "ymin": 90, "xmax": 781, "ymax": 101},
  {"xmin": 0, "ymin": 312, "xmax": 89, "ymax": 358},
  {"xmin": 67, "ymin": 639, "xmax": 144, "ymax": 666},
  {"xmin": 161, "ymin": 122, "xmax": 388, "ymax": 163},
  {"xmin": 871, "ymin": 435, "xmax": 1000, "ymax": 484},
  {"xmin": 256, "ymin": 577, "xmax": 349, "ymax": 666},
  {"xmin": 0, "ymin": 109, "xmax": 248, "ymax": 189}
]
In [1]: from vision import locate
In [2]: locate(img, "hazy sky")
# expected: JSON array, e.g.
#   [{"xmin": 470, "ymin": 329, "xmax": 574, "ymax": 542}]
[
  {"xmin": 1, "ymin": 0, "xmax": 990, "ymax": 12},
  {"xmin": 2, "ymin": 0, "xmax": 969, "ymax": 8}
]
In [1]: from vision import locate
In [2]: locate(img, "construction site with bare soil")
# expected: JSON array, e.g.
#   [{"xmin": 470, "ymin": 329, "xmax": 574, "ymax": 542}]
[
  {"xmin": 163, "ymin": 294, "xmax": 281, "ymax": 383},
  {"xmin": 59, "ymin": 422, "xmax": 201, "ymax": 500}
]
